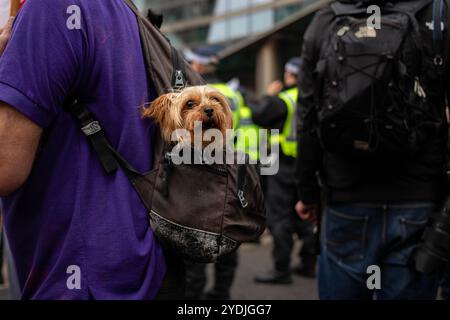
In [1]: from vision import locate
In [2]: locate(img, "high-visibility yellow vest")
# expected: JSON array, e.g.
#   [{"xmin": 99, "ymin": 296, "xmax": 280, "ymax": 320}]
[
  {"xmin": 210, "ymin": 83, "xmax": 243, "ymax": 129},
  {"xmin": 270, "ymin": 87, "xmax": 298, "ymax": 158},
  {"xmin": 235, "ymin": 106, "xmax": 260, "ymax": 161}
]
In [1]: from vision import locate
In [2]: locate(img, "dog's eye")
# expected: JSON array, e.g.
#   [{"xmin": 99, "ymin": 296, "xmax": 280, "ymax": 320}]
[{"xmin": 186, "ymin": 100, "xmax": 195, "ymax": 109}]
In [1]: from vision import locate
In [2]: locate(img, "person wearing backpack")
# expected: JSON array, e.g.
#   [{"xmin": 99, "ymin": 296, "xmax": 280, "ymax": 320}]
[
  {"xmin": 295, "ymin": 0, "xmax": 449, "ymax": 299},
  {"xmin": 253, "ymin": 58, "xmax": 317, "ymax": 284},
  {"xmin": 0, "ymin": 0, "xmax": 171, "ymax": 299}
]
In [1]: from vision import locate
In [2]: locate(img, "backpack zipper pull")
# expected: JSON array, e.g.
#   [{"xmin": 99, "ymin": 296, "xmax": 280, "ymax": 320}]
[
  {"xmin": 238, "ymin": 190, "xmax": 248, "ymax": 208},
  {"xmin": 237, "ymin": 164, "xmax": 248, "ymax": 208},
  {"xmin": 173, "ymin": 70, "xmax": 185, "ymax": 90}
]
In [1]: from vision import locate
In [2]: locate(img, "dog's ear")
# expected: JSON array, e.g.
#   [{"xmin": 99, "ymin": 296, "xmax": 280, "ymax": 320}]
[{"xmin": 141, "ymin": 94, "xmax": 173, "ymax": 125}]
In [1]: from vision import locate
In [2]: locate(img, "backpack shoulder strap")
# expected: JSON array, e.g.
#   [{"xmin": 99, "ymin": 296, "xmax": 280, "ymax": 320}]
[
  {"xmin": 123, "ymin": 0, "xmax": 204, "ymax": 93},
  {"xmin": 66, "ymin": 99, "xmax": 163, "ymax": 177},
  {"xmin": 330, "ymin": 2, "xmax": 365, "ymax": 16},
  {"xmin": 123, "ymin": 0, "xmax": 140, "ymax": 17},
  {"xmin": 331, "ymin": 0, "xmax": 432, "ymax": 16},
  {"xmin": 64, "ymin": 101, "xmax": 120, "ymax": 174}
]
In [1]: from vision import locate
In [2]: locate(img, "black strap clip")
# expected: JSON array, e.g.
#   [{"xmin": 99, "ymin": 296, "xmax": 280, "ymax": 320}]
[
  {"xmin": 170, "ymin": 46, "xmax": 187, "ymax": 91},
  {"xmin": 66, "ymin": 101, "xmax": 119, "ymax": 174},
  {"xmin": 237, "ymin": 163, "xmax": 248, "ymax": 209},
  {"xmin": 173, "ymin": 70, "xmax": 185, "ymax": 90},
  {"xmin": 81, "ymin": 121, "xmax": 102, "ymax": 136}
]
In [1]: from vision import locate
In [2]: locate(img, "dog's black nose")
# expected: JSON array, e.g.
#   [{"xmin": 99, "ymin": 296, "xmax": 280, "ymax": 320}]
[{"xmin": 204, "ymin": 108, "xmax": 214, "ymax": 117}]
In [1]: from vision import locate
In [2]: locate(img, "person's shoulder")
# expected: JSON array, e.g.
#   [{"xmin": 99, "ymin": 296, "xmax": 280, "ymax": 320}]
[
  {"xmin": 22, "ymin": 0, "xmax": 81, "ymax": 11},
  {"xmin": 304, "ymin": 4, "xmax": 335, "ymax": 44},
  {"xmin": 308, "ymin": 3, "xmax": 335, "ymax": 30},
  {"xmin": 16, "ymin": 0, "xmax": 87, "ymax": 23},
  {"xmin": 315, "ymin": 3, "xmax": 335, "ymax": 19}
]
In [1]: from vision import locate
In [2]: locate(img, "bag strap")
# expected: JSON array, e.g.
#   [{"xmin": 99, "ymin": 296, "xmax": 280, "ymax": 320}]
[
  {"xmin": 122, "ymin": 0, "xmax": 188, "ymax": 168},
  {"xmin": 331, "ymin": 0, "xmax": 432, "ymax": 16},
  {"xmin": 65, "ymin": 99, "xmax": 147, "ymax": 179},
  {"xmin": 330, "ymin": 2, "xmax": 366, "ymax": 16},
  {"xmin": 65, "ymin": 101, "xmax": 119, "ymax": 174},
  {"xmin": 394, "ymin": 0, "xmax": 433, "ymax": 14},
  {"xmin": 123, "ymin": 0, "xmax": 187, "ymax": 91},
  {"xmin": 123, "ymin": 0, "xmax": 141, "ymax": 18}
]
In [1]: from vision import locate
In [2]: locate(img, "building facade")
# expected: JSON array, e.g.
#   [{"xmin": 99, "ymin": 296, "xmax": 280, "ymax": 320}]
[{"xmin": 138, "ymin": 0, "xmax": 308, "ymax": 48}]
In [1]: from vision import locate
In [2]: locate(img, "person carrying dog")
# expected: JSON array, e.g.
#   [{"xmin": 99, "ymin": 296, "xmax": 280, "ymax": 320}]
[
  {"xmin": 253, "ymin": 57, "xmax": 317, "ymax": 285},
  {"xmin": 0, "ymin": 0, "xmax": 170, "ymax": 299},
  {"xmin": 296, "ymin": 0, "xmax": 449, "ymax": 299}
]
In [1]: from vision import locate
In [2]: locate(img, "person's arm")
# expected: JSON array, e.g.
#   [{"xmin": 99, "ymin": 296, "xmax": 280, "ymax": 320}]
[
  {"xmin": 0, "ymin": 16, "xmax": 41, "ymax": 196},
  {"xmin": 0, "ymin": 103, "xmax": 42, "ymax": 196},
  {"xmin": 248, "ymin": 79, "xmax": 287, "ymax": 128},
  {"xmin": 0, "ymin": 17, "xmax": 13, "ymax": 54},
  {"xmin": 295, "ymin": 9, "xmax": 331, "ymax": 220},
  {"xmin": 250, "ymin": 95, "xmax": 287, "ymax": 129},
  {"xmin": 0, "ymin": 1, "xmax": 83, "ymax": 195}
]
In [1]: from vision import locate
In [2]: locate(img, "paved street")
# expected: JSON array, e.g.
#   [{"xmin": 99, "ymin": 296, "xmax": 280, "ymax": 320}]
[
  {"xmin": 0, "ymin": 287, "xmax": 6, "ymax": 300},
  {"xmin": 0, "ymin": 234, "xmax": 318, "ymax": 300},
  {"xmin": 218, "ymin": 235, "xmax": 317, "ymax": 300}
]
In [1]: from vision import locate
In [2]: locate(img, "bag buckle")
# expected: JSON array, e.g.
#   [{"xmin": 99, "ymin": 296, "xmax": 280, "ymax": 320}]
[
  {"xmin": 81, "ymin": 121, "xmax": 102, "ymax": 136},
  {"xmin": 173, "ymin": 70, "xmax": 185, "ymax": 90},
  {"xmin": 237, "ymin": 190, "xmax": 248, "ymax": 208}
]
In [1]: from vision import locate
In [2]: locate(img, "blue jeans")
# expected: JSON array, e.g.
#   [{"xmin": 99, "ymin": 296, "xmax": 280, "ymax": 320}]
[{"xmin": 319, "ymin": 203, "xmax": 440, "ymax": 300}]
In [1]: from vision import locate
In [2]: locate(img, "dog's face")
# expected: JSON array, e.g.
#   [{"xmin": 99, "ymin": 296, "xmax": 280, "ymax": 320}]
[{"xmin": 142, "ymin": 86, "xmax": 233, "ymax": 146}]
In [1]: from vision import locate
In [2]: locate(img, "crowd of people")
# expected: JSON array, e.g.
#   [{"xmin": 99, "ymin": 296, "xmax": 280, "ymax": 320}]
[{"xmin": 0, "ymin": 0, "xmax": 450, "ymax": 300}]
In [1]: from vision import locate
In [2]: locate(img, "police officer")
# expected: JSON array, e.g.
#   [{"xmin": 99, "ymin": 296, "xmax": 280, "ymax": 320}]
[
  {"xmin": 235, "ymin": 104, "xmax": 260, "ymax": 162},
  {"xmin": 228, "ymin": 78, "xmax": 261, "ymax": 163},
  {"xmin": 183, "ymin": 47, "xmax": 245, "ymax": 300},
  {"xmin": 253, "ymin": 57, "xmax": 316, "ymax": 284}
]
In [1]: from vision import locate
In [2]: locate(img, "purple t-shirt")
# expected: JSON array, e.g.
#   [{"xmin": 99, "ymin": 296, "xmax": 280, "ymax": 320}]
[{"xmin": 0, "ymin": 0, "xmax": 166, "ymax": 299}]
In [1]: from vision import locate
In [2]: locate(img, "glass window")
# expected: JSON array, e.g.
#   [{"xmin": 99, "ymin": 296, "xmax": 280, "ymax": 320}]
[{"xmin": 143, "ymin": 0, "xmax": 306, "ymax": 47}]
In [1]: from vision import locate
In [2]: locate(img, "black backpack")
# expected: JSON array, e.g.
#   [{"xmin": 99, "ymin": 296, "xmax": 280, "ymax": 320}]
[
  {"xmin": 65, "ymin": 0, "xmax": 266, "ymax": 263},
  {"xmin": 315, "ymin": 0, "xmax": 445, "ymax": 159}
]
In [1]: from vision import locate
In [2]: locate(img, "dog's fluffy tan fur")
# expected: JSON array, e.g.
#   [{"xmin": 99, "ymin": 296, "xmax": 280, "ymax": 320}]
[{"xmin": 142, "ymin": 86, "xmax": 233, "ymax": 146}]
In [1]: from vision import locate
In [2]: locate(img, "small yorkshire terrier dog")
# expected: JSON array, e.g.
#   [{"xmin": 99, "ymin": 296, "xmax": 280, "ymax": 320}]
[{"xmin": 142, "ymin": 86, "xmax": 233, "ymax": 147}]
